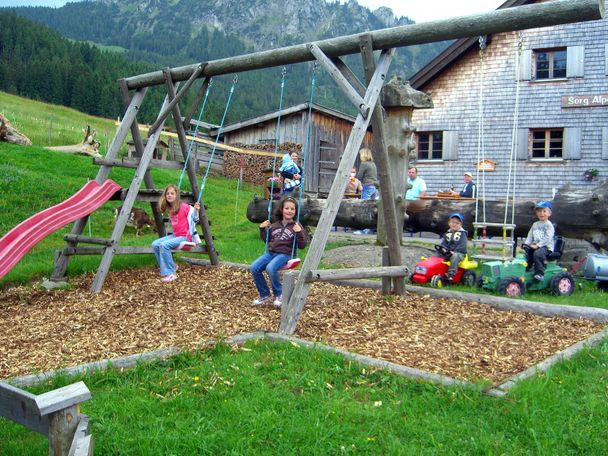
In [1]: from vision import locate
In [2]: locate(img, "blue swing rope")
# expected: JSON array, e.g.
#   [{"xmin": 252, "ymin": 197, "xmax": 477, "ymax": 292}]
[
  {"xmin": 178, "ymin": 79, "xmax": 212, "ymax": 190},
  {"xmin": 197, "ymin": 75, "xmax": 238, "ymax": 203},
  {"xmin": 290, "ymin": 64, "xmax": 317, "ymax": 259},
  {"xmin": 264, "ymin": 67, "xmax": 288, "ymax": 250}
]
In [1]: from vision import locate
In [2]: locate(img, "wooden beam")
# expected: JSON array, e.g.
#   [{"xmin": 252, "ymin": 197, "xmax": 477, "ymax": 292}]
[
  {"xmin": 359, "ymin": 34, "xmax": 405, "ymax": 295},
  {"xmin": 308, "ymin": 43, "xmax": 369, "ymax": 118},
  {"xmin": 164, "ymin": 69, "xmax": 219, "ymax": 265},
  {"xmin": 62, "ymin": 245, "xmax": 210, "ymax": 256},
  {"xmin": 122, "ymin": 0, "xmax": 604, "ymax": 89},
  {"xmin": 91, "ymin": 95, "xmax": 171, "ymax": 292},
  {"xmin": 118, "ymin": 81, "xmax": 167, "ymax": 238},
  {"xmin": 49, "ymin": 88, "xmax": 148, "ymax": 283},
  {"xmin": 280, "ymin": 49, "xmax": 394, "ymax": 335},
  {"xmin": 0, "ymin": 381, "xmax": 49, "ymax": 436},
  {"xmin": 149, "ymin": 63, "xmax": 205, "ymax": 134},
  {"xmin": 136, "ymin": 124, "xmax": 278, "ymax": 157},
  {"xmin": 63, "ymin": 235, "xmax": 114, "ymax": 246},
  {"xmin": 306, "ymin": 265, "xmax": 409, "ymax": 282},
  {"xmin": 93, "ymin": 157, "xmax": 186, "ymax": 171},
  {"xmin": 183, "ymin": 77, "xmax": 212, "ymax": 131}
]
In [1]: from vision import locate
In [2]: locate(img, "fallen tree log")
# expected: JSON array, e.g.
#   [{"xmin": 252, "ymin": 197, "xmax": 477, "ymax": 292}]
[
  {"xmin": 246, "ymin": 181, "xmax": 608, "ymax": 250},
  {"xmin": 0, "ymin": 113, "xmax": 32, "ymax": 146},
  {"xmin": 45, "ymin": 125, "xmax": 102, "ymax": 158}
]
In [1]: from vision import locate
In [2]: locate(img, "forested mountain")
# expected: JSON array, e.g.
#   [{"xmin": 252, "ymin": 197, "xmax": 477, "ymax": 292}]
[
  {"xmin": 2, "ymin": 0, "xmax": 447, "ymax": 123},
  {"xmin": 0, "ymin": 12, "xmax": 168, "ymax": 121}
]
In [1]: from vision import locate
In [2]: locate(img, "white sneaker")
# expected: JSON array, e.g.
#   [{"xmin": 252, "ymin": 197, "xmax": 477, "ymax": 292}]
[
  {"xmin": 273, "ymin": 295, "xmax": 282, "ymax": 307},
  {"xmin": 252, "ymin": 296, "xmax": 271, "ymax": 305}
]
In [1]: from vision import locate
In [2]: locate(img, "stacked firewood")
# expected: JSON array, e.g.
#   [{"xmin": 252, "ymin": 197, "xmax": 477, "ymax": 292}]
[{"xmin": 223, "ymin": 142, "xmax": 302, "ymax": 186}]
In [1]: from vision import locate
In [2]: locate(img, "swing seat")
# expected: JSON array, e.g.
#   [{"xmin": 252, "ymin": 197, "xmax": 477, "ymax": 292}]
[
  {"xmin": 177, "ymin": 241, "xmax": 197, "ymax": 251},
  {"xmin": 280, "ymin": 258, "xmax": 301, "ymax": 271}
]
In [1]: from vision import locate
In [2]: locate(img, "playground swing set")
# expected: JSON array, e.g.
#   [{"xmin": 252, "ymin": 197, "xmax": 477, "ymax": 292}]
[{"xmin": 0, "ymin": 0, "xmax": 601, "ymax": 333}]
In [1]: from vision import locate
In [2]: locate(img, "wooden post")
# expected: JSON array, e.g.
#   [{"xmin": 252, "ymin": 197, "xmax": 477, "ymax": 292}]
[
  {"xmin": 182, "ymin": 77, "xmax": 212, "ymax": 131},
  {"xmin": 381, "ymin": 246, "xmax": 391, "ymax": 294},
  {"xmin": 91, "ymin": 94, "xmax": 171, "ymax": 292},
  {"xmin": 48, "ymin": 406, "xmax": 79, "ymax": 456},
  {"xmin": 359, "ymin": 34, "xmax": 405, "ymax": 295},
  {"xmin": 50, "ymin": 88, "xmax": 148, "ymax": 282},
  {"xmin": 279, "ymin": 271, "xmax": 297, "ymax": 330},
  {"xmin": 122, "ymin": 0, "xmax": 603, "ymax": 89},
  {"xmin": 163, "ymin": 69, "xmax": 219, "ymax": 265},
  {"xmin": 279, "ymin": 49, "xmax": 394, "ymax": 335},
  {"xmin": 118, "ymin": 80, "xmax": 166, "ymax": 237},
  {"xmin": 380, "ymin": 77, "xmax": 432, "ymax": 237}
]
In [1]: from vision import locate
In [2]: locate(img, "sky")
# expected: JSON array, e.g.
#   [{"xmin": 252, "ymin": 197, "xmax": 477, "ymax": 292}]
[{"xmin": 2, "ymin": 0, "xmax": 507, "ymax": 22}]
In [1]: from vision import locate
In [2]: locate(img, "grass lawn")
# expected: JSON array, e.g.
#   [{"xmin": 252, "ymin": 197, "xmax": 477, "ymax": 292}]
[{"xmin": 1, "ymin": 338, "xmax": 607, "ymax": 455}]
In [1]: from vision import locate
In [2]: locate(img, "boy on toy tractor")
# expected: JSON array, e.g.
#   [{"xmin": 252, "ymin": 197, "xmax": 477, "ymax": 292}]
[{"xmin": 410, "ymin": 212, "xmax": 478, "ymax": 287}]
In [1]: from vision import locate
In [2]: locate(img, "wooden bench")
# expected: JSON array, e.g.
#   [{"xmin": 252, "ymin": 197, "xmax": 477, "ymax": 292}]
[{"xmin": 0, "ymin": 380, "xmax": 93, "ymax": 455}]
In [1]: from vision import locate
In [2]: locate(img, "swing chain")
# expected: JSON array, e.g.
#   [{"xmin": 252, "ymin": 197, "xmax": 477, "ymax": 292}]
[
  {"xmin": 233, "ymin": 74, "xmax": 239, "ymax": 84},
  {"xmin": 517, "ymin": 31, "xmax": 525, "ymax": 52},
  {"xmin": 478, "ymin": 35, "xmax": 487, "ymax": 53},
  {"xmin": 281, "ymin": 66, "xmax": 287, "ymax": 78}
]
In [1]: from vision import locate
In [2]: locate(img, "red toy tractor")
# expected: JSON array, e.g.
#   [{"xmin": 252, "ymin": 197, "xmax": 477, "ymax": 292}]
[{"xmin": 410, "ymin": 245, "xmax": 478, "ymax": 287}]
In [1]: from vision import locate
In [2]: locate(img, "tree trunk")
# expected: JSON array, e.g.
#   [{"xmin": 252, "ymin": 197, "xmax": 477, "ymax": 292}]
[
  {"xmin": 247, "ymin": 181, "xmax": 608, "ymax": 250},
  {"xmin": 45, "ymin": 125, "xmax": 101, "ymax": 157},
  {"xmin": 0, "ymin": 114, "xmax": 32, "ymax": 146}
]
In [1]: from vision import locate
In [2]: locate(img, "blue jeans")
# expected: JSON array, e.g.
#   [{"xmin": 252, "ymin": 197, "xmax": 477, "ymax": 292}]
[
  {"xmin": 250, "ymin": 252, "xmax": 290, "ymax": 298},
  {"xmin": 361, "ymin": 185, "xmax": 377, "ymax": 200},
  {"xmin": 152, "ymin": 235, "xmax": 188, "ymax": 276}
]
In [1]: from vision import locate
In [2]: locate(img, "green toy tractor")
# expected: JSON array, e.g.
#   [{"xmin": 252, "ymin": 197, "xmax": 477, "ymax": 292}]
[{"xmin": 478, "ymin": 236, "xmax": 575, "ymax": 297}]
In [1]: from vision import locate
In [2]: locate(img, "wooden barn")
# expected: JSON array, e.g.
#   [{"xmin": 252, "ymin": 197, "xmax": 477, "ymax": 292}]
[
  {"xmin": 409, "ymin": 0, "xmax": 608, "ymax": 200},
  {"xmin": 211, "ymin": 102, "xmax": 374, "ymax": 195}
]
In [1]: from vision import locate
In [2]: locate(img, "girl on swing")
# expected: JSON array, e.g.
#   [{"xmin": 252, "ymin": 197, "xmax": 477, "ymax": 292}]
[
  {"xmin": 251, "ymin": 196, "xmax": 308, "ymax": 307},
  {"xmin": 152, "ymin": 184, "xmax": 200, "ymax": 283}
]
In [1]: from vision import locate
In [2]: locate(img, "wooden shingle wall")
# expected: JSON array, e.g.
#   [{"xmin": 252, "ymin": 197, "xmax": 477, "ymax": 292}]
[{"xmin": 412, "ymin": 10, "xmax": 608, "ymax": 200}]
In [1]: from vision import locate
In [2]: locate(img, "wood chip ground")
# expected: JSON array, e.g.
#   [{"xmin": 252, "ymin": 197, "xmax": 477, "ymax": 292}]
[{"xmin": 0, "ymin": 265, "xmax": 602, "ymax": 385}]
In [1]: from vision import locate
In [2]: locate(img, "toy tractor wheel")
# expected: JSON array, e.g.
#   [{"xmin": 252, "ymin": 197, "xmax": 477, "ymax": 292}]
[
  {"xmin": 498, "ymin": 277, "xmax": 525, "ymax": 297},
  {"xmin": 550, "ymin": 272, "xmax": 575, "ymax": 296},
  {"xmin": 597, "ymin": 281, "xmax": 608, "ymax": 292},
  {"xmin": 461, "ymin": 271, "xmax": 477, "ymax": 287},
  {"xmin": 476, "ymin": 275, "xmax": 484, "ymax": 288},
  {"xmin": 430, "ymin": 275, "xmax": 443, "ymax": 288}
]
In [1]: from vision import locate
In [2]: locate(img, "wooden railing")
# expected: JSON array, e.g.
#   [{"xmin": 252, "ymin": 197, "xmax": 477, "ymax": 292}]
[{"xmin": 0, "ymin": 380, "xmax": 93, "ymax": 456}]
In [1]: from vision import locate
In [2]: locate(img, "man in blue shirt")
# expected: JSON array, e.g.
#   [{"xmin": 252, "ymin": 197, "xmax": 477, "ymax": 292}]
[
  {"xmin": 405, "ymin": 166, "xmax": 427, "ymax": 200},
  {"xmin": 452, "ymin": 172, "xmax": 476, "ymax": 198}
]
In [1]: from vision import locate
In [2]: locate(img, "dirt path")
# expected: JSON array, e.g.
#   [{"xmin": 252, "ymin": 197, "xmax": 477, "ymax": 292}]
[{"xmin": 0, "ymin": 265, "xmax": 601, "ymax": 385}]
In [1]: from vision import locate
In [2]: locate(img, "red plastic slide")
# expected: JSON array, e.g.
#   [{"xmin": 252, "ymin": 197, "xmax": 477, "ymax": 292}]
[{"xmin": 0, "ymin": 179, "xmax": 121, "ymax": 280}]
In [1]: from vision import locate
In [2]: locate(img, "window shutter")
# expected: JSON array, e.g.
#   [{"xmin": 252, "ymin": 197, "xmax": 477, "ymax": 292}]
[
  {"xmin": 442, "ymin": 131, "xmax": 458, "ymax": 161},
  {"xmin": 516, "ymin": 128, "xmax": 529, "ymax": 160},
  {"xmin": 602, "ymin": 127, "xmax": 608, "ymax": 160},
  {"xmin": 518, "ymin": 49, "xmax": 532, "ymax": 81},
  {"xmin": 563, "ymin": 127, "xmax": 581, "ymax": 159},
  {"xmin": 566, "ymin": 45, "xmax": 584, "ymax": 78}
]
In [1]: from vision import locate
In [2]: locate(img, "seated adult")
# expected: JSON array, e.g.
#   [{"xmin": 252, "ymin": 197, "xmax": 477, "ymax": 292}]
[
  {"xmin": 452, "ymin": 172, "xmax": 476, "ymax": 198},
  {"xmin": 405, "ymin": 166, "xmax": 427, "ymax": 200}
]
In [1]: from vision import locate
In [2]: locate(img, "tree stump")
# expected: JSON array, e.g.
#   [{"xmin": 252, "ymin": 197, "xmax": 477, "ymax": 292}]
[{"xmin": 0, "ymin": 113, "xmax": 33, "ymax": 146}]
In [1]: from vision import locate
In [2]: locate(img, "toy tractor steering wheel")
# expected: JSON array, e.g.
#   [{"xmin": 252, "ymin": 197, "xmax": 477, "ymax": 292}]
[{"xmin": 434, "ymin": 244, "xmax": 452, "ymax": 258}]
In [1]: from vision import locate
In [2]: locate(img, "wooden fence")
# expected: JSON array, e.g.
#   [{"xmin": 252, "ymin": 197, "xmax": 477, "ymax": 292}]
[{"xmin": 0, "ymin": 380, "xmax": 93, "ymax": 456}]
